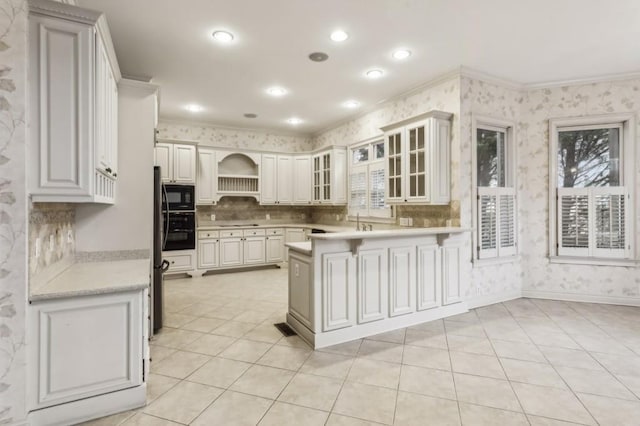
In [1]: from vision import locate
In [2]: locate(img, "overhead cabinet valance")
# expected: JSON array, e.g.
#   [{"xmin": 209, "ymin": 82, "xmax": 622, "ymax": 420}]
[{"xmin": 381, "ymin": 110, "xmax": 452, "ymax": 205}]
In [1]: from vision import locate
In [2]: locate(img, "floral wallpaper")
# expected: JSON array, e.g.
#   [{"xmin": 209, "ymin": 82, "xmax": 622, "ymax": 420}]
[
  {"xmin": 520, "ymin": 79, "xmax": 640, "ymax": 300},
  {"xmin": 156, "ymin": 121, "xmax": 314, "ymax": 153},
  {"xmin": 0, "ymin": 0, "xmax": 27, "ymax": 423}
]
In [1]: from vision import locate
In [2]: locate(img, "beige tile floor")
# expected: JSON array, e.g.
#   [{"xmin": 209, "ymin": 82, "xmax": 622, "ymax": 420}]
[{"xmin": 82, "ymin": 267, "xmax": 640, "ymax": 426}]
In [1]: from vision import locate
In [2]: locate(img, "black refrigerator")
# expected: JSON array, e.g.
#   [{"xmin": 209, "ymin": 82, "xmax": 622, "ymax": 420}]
[{"xmin": 152, "ymin": 166, "xmax": 169, "ymax": 333}]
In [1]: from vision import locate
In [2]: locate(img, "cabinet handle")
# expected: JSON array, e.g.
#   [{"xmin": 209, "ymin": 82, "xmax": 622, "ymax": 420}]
[
  {"xmin": 113, "ymin": 172, "xmax": 117, "ymax": 178},
  {"xmin": 266, "ymin": 237, "xmax": 269, "ymax": 240},
  {"xmin": 171, "ymin": 261, "xmax": 175, "ymax": 264},
  {"xmin": 105, "ymin": 167, "xmax": 112, "ymax": 174}
]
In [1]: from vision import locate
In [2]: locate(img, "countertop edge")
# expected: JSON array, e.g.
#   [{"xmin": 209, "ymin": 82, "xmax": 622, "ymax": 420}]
[
  {"xmin": 30, "ymin": 282, "xmax": 149, "ymax": 302},
  {"xmin": 285, "ymin": 242, "xmax": 312, "ymax": 256},
  {"xmin": 309, "ymin": 227, "xmax": 472, "ymax": 240}
]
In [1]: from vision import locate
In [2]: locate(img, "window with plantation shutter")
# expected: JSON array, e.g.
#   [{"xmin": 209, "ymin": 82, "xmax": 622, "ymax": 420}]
[
  {"xmin": 550, "ymin": 115, "xmax": 635, "ymax": 263},
  {"xmin": 348, "ymin": 140, "xmax": 392, "ymax": 219},
  {"xmin": 473, "ymin": 119, "xmax": 517, "ymax": 261}
]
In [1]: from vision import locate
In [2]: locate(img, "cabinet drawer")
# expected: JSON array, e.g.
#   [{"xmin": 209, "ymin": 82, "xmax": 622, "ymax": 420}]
[
  {"xmin": 220, "ymin": 230, "xmax": 242, "ymax": 238},
  {"xmin": 243, "ymin": 228, "xmax": 266, "ymax": 237},
  {"xmin": 198, "ymin": 230, "xmax": 219, "ymax": 239},
  {"xmin": 164, "ymin": 253, "xmax": 194, "ymax": 271},
  {"xmin": 266, "ymin": 228, "xmax": 284, "ymax": 236}
]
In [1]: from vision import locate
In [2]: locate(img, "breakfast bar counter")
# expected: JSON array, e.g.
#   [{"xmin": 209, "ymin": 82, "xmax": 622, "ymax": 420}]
[{"xmin": 285, "ymin": 227, "xmax": 471, "ymax": 348}]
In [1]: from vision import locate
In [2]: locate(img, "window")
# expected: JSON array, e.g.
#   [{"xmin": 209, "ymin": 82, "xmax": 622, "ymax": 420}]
[
  {"xmin": 349, "ymin": 139, "xmax": 392, "ymax": 219},
  {"xmin": 472, "ymin": 117, "xmax": 517, "ymax": 260},
  {"xmin": 550, "ymin": 115, "xmax": 635, "ymax": 261}
]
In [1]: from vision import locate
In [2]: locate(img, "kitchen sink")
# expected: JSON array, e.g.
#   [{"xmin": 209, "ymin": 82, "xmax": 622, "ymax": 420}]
[{"xmin": 217, "ymin": 224, "xmax": 260, "ymax": 227}]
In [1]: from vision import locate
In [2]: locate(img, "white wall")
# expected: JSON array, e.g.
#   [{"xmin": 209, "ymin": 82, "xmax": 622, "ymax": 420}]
[{"xmin": 75, "ymin": 81, "xmax": 158, "ymax": 253}]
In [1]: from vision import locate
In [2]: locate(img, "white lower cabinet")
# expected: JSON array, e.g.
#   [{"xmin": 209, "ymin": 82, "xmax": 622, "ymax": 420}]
[
  {"xmin": 163, "ymin": 250, "xmax": 195, "ymax": 273},
  {"xmin": 220, "ymin": 237, "xmax": 243, "ymax": 267},
  {"xmin": 198, "ymin": 238, "xmax": 219, "ymax": 269},
  {"xmin": 244, "ymin": 236, "xmax": 266, "ymax": 265},
  {"xmin": 417, "ymin": 243, "xmax": 440, "ymax": 310},
  {"xmin": 442, "ymin": 242, "xmax": 462, "ymax": 305},
  {"xmin": 266, "ymin": 234, "xmax": 285, "ymax": 263},
  {"xmin": 28, "ymin": 290, "xmax": 144, "ymax": 411}
]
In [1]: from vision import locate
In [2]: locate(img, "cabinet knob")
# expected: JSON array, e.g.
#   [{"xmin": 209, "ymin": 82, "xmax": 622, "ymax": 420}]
[
  {"xmin": 105, "ymin": 167, "xmax": 112, "ymax": 174},
  {"xmin": 171, "ymin": 261, "xmax": 175, "ymax": 264}
]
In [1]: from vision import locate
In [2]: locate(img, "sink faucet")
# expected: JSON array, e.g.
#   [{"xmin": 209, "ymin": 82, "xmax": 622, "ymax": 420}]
[
  {"xmin": 362, "ymin": 223, "xmax": 367, "ymax": 232},
  {"xmin": 356, "ymin": 213, "xmax": 360, "ymax": 231}
]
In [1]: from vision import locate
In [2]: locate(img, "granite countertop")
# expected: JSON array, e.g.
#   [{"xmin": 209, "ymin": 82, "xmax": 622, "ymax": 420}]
[
  {"xmin": 285, "ymin": 241, "xmax": 312, "ymax": 256},
  {"xmin": 30, "ymin": 259, "xmax": 150, "ymax": 302},
  {"xmin": 310, "ymin": 227, "xmax": 472, "ymax": 241},
  {"xmin": 197, "ymin": 221, "xmax": 360, "ymax": 233}
]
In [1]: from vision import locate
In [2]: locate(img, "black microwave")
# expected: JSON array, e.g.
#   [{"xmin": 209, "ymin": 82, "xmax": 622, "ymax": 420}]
[{"xmin": 163, "ymin": 184, "xmax": 195, "ymax": 211}]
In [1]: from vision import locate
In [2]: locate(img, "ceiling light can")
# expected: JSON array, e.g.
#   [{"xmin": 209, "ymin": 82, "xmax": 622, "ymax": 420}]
[
  {"xmin": 212, "ymin": 30, "xmax": 234, "ymax": 43},
  {"xmin": 185, "ymin": 104, "xmax": 203, "ymax": 112},
  {"xmin": 287, "ymin": 117, "xmax": 303, "ymax": 125},
  {"xmin": 309, "ymin": 52, "xmax": 329, "ymax": 62},
  {"xmin": 365, "ymin": 69, "xmax": 384, "ymax": 79},
  {"xmin": 343, "ymin": 100, "xmax": 360, "ymax": 108},
  {"xmin": 392, "ymin": 49, "xmax": 411, "ymax": 60},
  {"xmin": 267, "ymin": 87, "xmax": 287, "ymax": 97},
  {"xmin": 330, "ymin": 30, "xmax": 349, "ymax": 42}
]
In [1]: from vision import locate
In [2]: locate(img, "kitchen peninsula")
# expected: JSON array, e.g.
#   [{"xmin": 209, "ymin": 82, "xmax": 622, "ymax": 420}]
[{"xmin": 286, "ymin": 227, "xmax": 470, "ymax": 348}]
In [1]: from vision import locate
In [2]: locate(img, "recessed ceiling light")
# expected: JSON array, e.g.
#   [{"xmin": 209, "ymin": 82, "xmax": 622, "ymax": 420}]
[
  {"xmin": 212, "ymin": 30, "xmax": 234, "ymax": 43},
  {"xmin": 244, "ymin": 113, "xmax": 258, "ymax": 118},
  {"xmin": 365, "ymin": 69, "xmax": 384, "ymax": 79},
  {"xmin": 343, "ymin": 100, "xmax": 360, "ymax": 109},
  {"xmin": 330, "ymin": 30, "xmax": 348, "ymax": 42},
  {"xmin": 266, "ymin": 87, "xmax": 287, "ymax": 97},
  {"xmin": 308, "ymin": 52, "xmax": 329, "ymax": 62},
  {"xmin": 185, "ymin": 104, "xmax": 203, "ymax": 112},
  {"xmin": 287, "ymin": 117, "xmax": 303, "ymax": 125},
  {"xmin": 392, "ymin": 49, "xmax": 411, "ymax": 60}
]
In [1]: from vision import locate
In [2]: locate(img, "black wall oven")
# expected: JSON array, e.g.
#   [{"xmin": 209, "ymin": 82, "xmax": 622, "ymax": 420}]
[
  {"xmin": 163, "ymin": 211, "xmax": 195, "ymax": 251},
  {"xmin": 163, "ymin": 184, "xmax": 195, "ymax": 211}
]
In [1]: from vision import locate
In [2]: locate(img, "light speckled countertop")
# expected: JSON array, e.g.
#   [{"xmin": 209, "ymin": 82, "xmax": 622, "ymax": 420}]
[
  {"xmin": 285, "ymin": 241, "xmax": 312, "ymax": 256},
  {"xmin": 197, "ymin": 221, "xmax": 394, "ymax": 233},
  {"xmin": 310, "ymin": 227, "xmax": 471, "ymax": 240},
  {"xmin": 30, "ymin": 259, "xmax": 150, "ymax": 302}
]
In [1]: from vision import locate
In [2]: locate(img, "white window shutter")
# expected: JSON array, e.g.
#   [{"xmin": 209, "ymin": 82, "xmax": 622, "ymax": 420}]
[
  {"xmin": 499, "ymin": 188, "xmax": 517, "ymax": 256},
  {"xmin": 477, "ymin": 188, "xmax": 498, "ymax": 259},
  {"xmin": 349, "ymin": 166, "xmax": 367, "ymax": 216},
  {"xmin": 557, "ymin": 188, "xmax": 590, "ymax": 257},
  {"xmin": 592, "ymin": 186, "xmax": 627, "ymax": 258},
  {"xmin": 369, "ymin": 162, "xmax": 390, "ymax": 218}
]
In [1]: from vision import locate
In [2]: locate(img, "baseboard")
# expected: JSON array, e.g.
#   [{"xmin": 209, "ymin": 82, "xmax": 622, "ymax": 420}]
[
  {"xmin": 466, "ymin": 290, "xmax": 522, "ymax": 309},
  {"xmin": 522, "ymin": 290, "xmax": 640, "ymax": 307}
]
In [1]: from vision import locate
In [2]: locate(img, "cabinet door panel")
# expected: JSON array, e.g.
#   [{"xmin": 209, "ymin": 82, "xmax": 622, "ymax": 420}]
[
  {"xmin": 29, "ymin": 292, "xmax": 142, "ymax": 409},
  {"xmin": 154, "ymin": 144, "xmax": 172, "ymax": 183},
  {"xmin": 322, "ymin": 252, "xmax": 355, "ymax": 331},
  {"xmin": 389, "ymin": 247, "xmax": 415, "ymax": 316},
  {"xmin": 173, "ymin": 145, "xmax": 196, "ymax": 183},
  {"xmin": 198, "ymin": 239, "xmax": 219, "ymax": 269},
  {"xmin": 260, "ymin": 154, "xmax": 277, "ymax": 204},
  {"xmin": 277, "ymin": 155, "xmax": 293, "ymax": 203},
  {"xmin": 417, "ymin": 244, "xmax": 440, "ymax": 310},
  {"xmin": 31, "ymin": 16, "xmax": 92, "ymax": 194},
  {"xmin": 358, "ymin": 249, "xmax": 387, "ymax": 324},
  {"xmin": 244, "ymin": 237, "xmax": 266, "ymax": 265},
  {"xmin": 292, "ymin": 156, "xmax": 312, "ymax": 204},
  {"xmin": 266, "ymin": 235, "xmax": 284, "ymax": 263},
  {"xmin": 431, "ymin": 119, "xmax": 451, "ymax": 204},
  {"xmin": 197, "ymin": 148, "xmax": 216, "ymax": 204},
  {"xmin": 442, "ymin": 245, "xmax": 462, "ymax": 305},
  {"xmin": 289, "ymin": 254, "xmax": 312, "ymax": 328},
  {"xmin": 220, "ymin": 238, "xmax": 243, "ymax": 267}
]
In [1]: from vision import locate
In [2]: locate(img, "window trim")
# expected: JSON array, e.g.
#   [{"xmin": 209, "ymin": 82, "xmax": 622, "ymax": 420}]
[
  {"xmin": 348, "ymin": 136, "xmax": 394, "ymax": 222},
  {"xmin": 471, "ymin": 114, "xmax": 518, "ymax": 264},
  {"xmin": 548, "ymin": 113, "xmax": 636, "ymax": 263}
]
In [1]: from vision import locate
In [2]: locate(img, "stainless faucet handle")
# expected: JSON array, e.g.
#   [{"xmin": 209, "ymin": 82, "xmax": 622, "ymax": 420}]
[
  {"xmin": 368, "ymin": 224, "xmax": 373, "ymax": 231},
  {"xmin": 362, "ymin": 223, "xmax": 367, "ymax": 231}
]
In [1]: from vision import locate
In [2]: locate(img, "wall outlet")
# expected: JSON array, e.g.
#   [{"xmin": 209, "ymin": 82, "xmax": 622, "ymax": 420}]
[
  {"xmin": 210, "ymin": 214, "xmax": 215, "ymax": 221},
  {"xmin": 407, "ymin": 217, "xmax": 413, "ymax": 226},
  {"xmin": 336, "ymin": 214, "xmax": 340, "ymax": 221},
  {"xmin": 35, "ymin": 238, "xmax": 41, "ymax": 258},
  {"xmin": 266, "ymin": 213, "xmax": 270, "ymax": 220},
  {"xmin": 67, "ymin": 230, "xmax": 73, "ymax": 243},
  {"xmin": 49, "ymin": 234, "xmax": 55, "ymax": 251},
  {"xmin": 399, "ymin": 217, "xmax": 409, "ymax": 226}
]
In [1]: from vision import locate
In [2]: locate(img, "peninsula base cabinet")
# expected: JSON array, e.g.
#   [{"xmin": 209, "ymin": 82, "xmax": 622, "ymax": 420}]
[
  {"xmin": 286, "ymin": 231, "xmax": 469, "ymax": 348},
  {"xmin": 27, "ymin": 289, "xmax": 146, "ymax": 425}
]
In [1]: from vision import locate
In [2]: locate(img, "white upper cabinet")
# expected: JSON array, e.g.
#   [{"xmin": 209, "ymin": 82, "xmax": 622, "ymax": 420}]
[
  {"xmin": 154, "ymin": 142, "xmax": 197, "ymax": 184},
  {"xmin": 312, "ymin": 147, "xmax": 347, "ymax": 205},
  {"xmin": 196, "ymin": 147, "xmax": 216, "ymax": 204},
  {"xmin": 292, "ymin": 155, "xmax": 312, "ymax": 205},
  {"xmin": 381, "ymin": 111, "xmax": 452, "ymax": 205},
  {"xmin": 261, "ymin": 154, "xmax": 305, "ymax": 205},
  {"xmin": 28, "ymin": 0, "xmax": 121, "ymax": 203}
]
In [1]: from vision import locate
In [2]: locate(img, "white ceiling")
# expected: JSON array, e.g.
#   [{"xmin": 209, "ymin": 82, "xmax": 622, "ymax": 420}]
[{"xmin": 79, "ymin": 0, "xmax": 640, "ymax": 135}]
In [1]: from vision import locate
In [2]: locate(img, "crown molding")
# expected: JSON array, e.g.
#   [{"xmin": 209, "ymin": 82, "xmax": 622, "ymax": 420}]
[
  {"xmin": 524, "ymin": 70, "xmax": 640, "ymax": 90},
  {"xmin": 118, "ymin": 78, "xmax": 160, "ymax": 95},
  {"xmin": 459, "ymin": 66, "xmax": 524, "ymax": 90},
  {"xmin": 28, "ymin": 0, "xmax": 101, "ymax": 24}
]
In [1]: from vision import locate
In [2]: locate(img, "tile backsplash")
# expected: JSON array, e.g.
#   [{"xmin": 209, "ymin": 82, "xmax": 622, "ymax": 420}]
[
  {"xmin": 197, "ymin": 197, "xmax": 312, "ymax": 223},
  {"xmin": 29, "ymin": 203, "xmax": 75, "ymax": 282}
]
